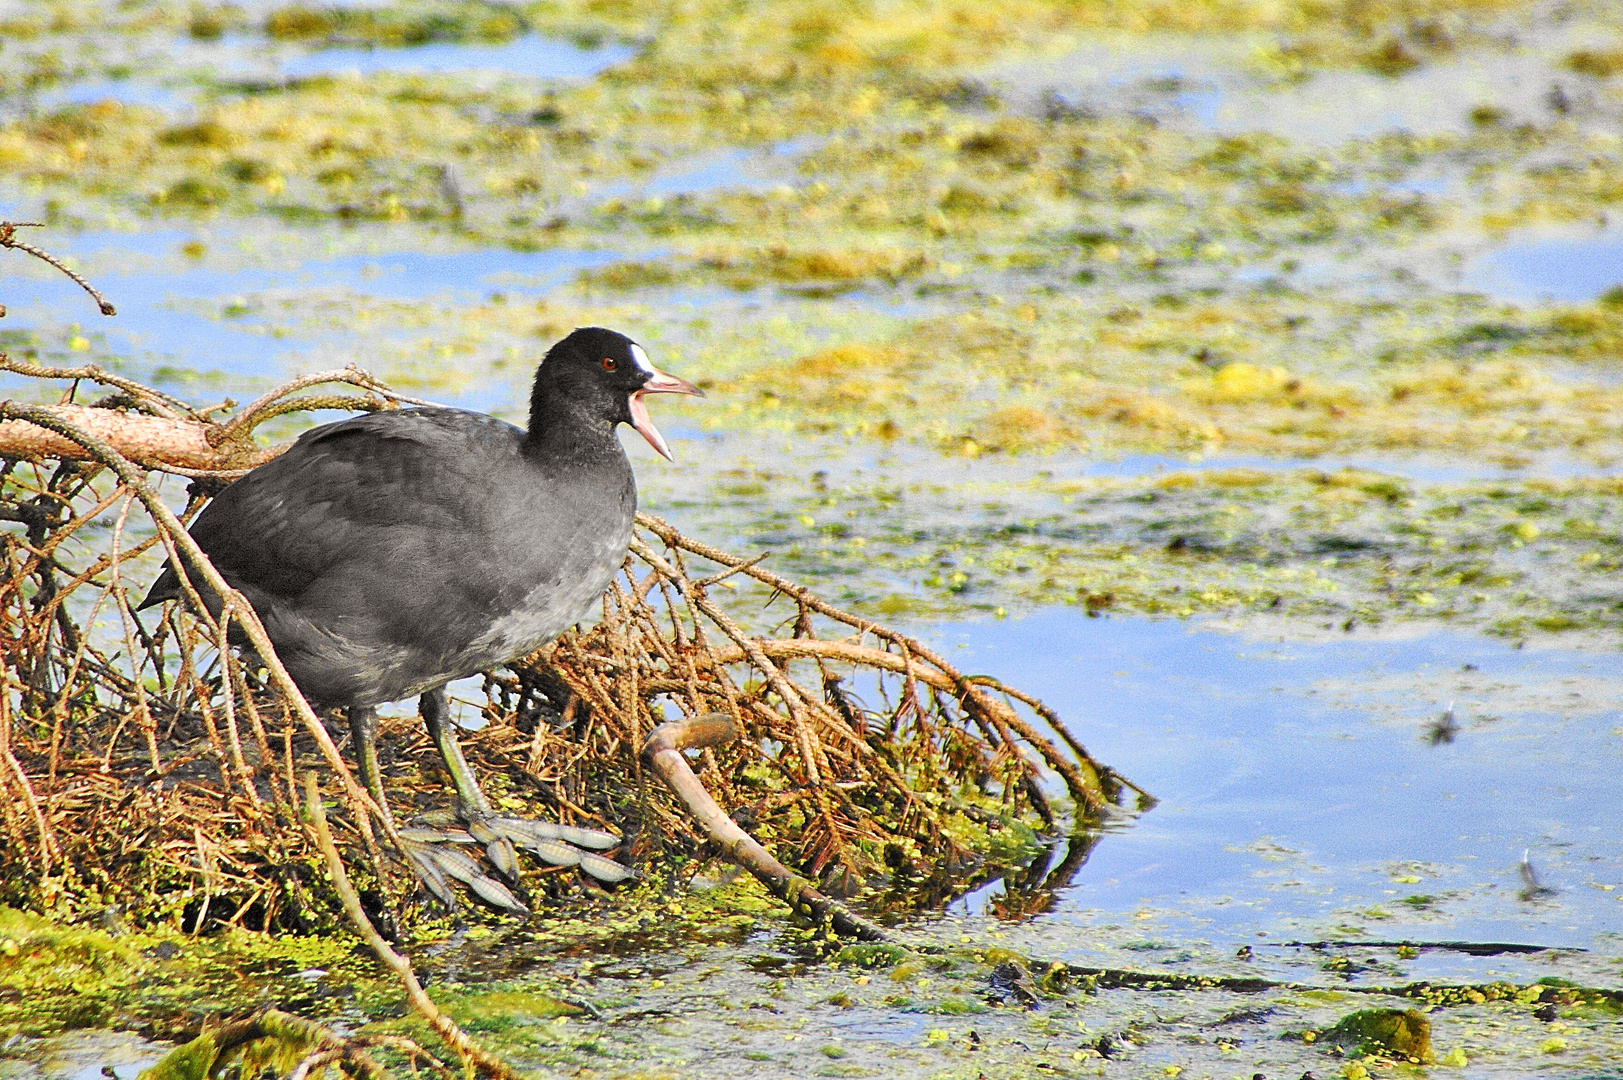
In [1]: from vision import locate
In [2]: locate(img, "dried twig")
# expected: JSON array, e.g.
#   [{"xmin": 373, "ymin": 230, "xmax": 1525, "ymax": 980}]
[
  {"xmin": 303, "ymin": 773, "xmax": 522, "ymax": 1080},
  {"xmin": 1, "ymin": 222, "xmax": 117, "ymax": 316}
]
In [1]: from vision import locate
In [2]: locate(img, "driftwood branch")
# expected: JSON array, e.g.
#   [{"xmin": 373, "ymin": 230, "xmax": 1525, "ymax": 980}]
[
  {"xmin": 644, "ymin": 713, "xmax": 886, "ymax": 940},
  {"xmin": 0, "ymin": 364, "xmax": 440, "ymax": 477},
  {"xmin": 0, "ymin": 403, "xmax": 285, "ymax": 473}
]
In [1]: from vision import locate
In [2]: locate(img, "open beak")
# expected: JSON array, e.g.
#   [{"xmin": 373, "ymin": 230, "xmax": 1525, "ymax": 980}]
[{"xmin": 628, "ymin": 368, "xmax": 704, "ymax": 461}]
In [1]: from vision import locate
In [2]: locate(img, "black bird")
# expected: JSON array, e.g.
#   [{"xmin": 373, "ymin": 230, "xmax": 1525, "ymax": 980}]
[{"xmin": 141, "ymin": 327, "xmax": 702, "ymax": 911}]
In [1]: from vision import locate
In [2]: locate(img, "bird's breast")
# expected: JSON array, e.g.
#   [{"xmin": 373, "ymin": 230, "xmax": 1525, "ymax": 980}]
[{"xmin": 461, "ymin": 497, "xmax": 634, "ymax": 667}]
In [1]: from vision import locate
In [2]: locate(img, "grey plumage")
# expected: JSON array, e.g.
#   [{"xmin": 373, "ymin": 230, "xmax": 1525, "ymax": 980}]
[
  {"xmin": 137, "ymin": 327, "xmax": 702, "ymax": 909},
  {"xmin": 144, "ymin": 407, "xmax": 633, "ymax": 706}
]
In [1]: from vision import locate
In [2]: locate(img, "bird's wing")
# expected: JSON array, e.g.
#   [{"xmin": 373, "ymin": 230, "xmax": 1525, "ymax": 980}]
[{"xmin": 145, "ymin": 410, "xmax": 518, "ymax": 607}]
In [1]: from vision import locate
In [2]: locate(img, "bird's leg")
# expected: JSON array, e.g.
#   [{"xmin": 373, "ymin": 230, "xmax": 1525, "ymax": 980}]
[
  {"xmin": 419, "ymin": 684, "xmax": 520, "ymax": 879},
  {"xmin": 412, "ymin": 685, "xmax": 634, "ymax": 888},
  {"xmin": 346, "ymin": 706, "xmax": 396, "ymax": 830},
  {"xmin": 348, "ymin": 704, "xmax": 476, "ymax": 911}
]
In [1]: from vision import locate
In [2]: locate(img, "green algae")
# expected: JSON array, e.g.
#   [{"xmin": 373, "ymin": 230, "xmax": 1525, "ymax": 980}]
[
  {"xmin": 0, "ymin": 871, "xmax": 802, "ymax": 1043},
  {"xmin": 636, "ymin": 451, "xmax": 1623, "ymax": 634},
  {"xmin": 1321, "ymin": 1007, "xmax": 1433, "ymax": 1060},
  {"xmin": 4, "ymin": 895, "xmax": 1622, "ymax": 1077},
  {"xmin": 0, "ymin": 906, "xmax": 379, "ymax": 1040},
  {"xmin": 136, "ymin": 1010, "xmax": 337, "ymax": 1080},
  {"xmin": 3, "ymin": 0, "xmax": 1619, "ymax": 515},
  {"xmin": 263, "ymin": 2, "xmax": 529, "ymax": 47}
]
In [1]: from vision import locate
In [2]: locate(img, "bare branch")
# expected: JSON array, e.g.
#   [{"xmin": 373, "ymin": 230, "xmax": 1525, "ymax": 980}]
[
  {"xmin": 1, "ymin": 222, "xmax": 116, "ymax": 316},
  {"xmin": 644, "ymin": 713, "xmax": 886, "ymax": 940},
  {"xmin": 303, "ymin": 773, "xmax": 524, "ymax": 1080}
]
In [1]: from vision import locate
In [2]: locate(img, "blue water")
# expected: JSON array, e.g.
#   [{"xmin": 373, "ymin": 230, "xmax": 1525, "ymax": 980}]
[
  {"xmin": 1464, "ymin": 229, "xmax": 1623, "ymax": 305},
  {"xmin": 0, "ymin": 230, "xmax": 620, "ymax": 406},
  {"xmin": 33, "ymin": 80, "xmax": 196, "ymax": 114},
  {"xmin": 7, "ymin": 32, "xmax": 633, "ymax": 127},
  {"xmin": 643, "ymin": 150, "xmax": 759, "ymax": 198},
  {"xmin": 929, "ymin": 611, "xmax": 1623, "ymax": 965},
  {"xmin": 280, "ymin": 34, "xmax": 636, "ymax": 81},
  {"xmin": 1061, "ymin": 449, "xmax": 1623, "ymax": 482}
]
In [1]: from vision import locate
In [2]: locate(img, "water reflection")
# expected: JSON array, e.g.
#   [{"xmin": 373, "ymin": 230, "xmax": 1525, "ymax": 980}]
[{"xmin": 985, "ymin": 829, "xmax": 1105, "ymax": 920}]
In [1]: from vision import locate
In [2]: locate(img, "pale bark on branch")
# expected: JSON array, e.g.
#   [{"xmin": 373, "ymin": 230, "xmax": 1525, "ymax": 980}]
[
  {"xmin": 643, "ymin": 713, "xmax": 887, "ymax": 941},
  {"xmin": 0, "ymin": 403, "xmax": 284, "ymax": 473}
]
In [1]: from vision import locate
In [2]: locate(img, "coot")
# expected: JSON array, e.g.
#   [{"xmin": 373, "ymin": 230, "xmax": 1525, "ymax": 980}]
[{"xmin": 142, "ymin": 327, "xmax": 702, "ymax": 911}]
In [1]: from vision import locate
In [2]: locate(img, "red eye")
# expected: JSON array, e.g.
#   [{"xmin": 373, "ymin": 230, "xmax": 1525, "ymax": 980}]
[{"xmin": 602, "ymin": 357, "xmax": 618, "ymax": 371}]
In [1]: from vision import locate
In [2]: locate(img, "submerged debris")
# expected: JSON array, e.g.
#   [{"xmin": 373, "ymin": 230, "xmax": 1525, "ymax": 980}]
[
  {"xmin": 1519, "ymin": 849, "xmax": 1558, "ymax": 900},
  {"xmin": 136, "ymin": 1007, "xmax": 429, "ymax": 1080}
]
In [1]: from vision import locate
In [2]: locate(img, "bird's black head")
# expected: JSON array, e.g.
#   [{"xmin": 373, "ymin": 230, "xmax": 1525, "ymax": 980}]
[{"xmin": 529, "ymin": 327, "xmax": 702, "ymax": 460}]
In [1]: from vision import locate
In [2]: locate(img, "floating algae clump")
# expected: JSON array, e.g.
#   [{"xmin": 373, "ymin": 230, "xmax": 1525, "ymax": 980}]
[{"xmin": 1323, "ymin": 1007, "xmax": 1432, "ymax": 1060}]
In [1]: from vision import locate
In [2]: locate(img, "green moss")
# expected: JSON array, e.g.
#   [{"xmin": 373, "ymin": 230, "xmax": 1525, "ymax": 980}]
[
  {"xmin": 1564, "ymin": 48, "xmax": 1623, "ymax": 78},
  {"xmin": 158, "ymin": 178, "xmax": 232, "ymax": 207},
  {"xmin": 833, "ymin": 943, "xmax": 910, "ymax": 969},
  {"xmin": 1323, "ymin": 1008, "xmax": 1432, "ymax": 1060},
  {"xmin": 138, "ymin": 1030, "xmax": 224, "ymax": 1080},
  {"xmin": 156, "ymin": 121, "xmax": 236, "ymax": 149},
  {"xmin": 438, "ymin": 989, "xmax": 582, "ymax": 1031},
  {"xmin": 0, "ymin": 909, "xmax": 378, "ymax": 1039},
  {"xmin": 924, "ymin": 995, "xmax": 985, "ymax": 1015},
  {"xmin": 264, "ymin": 3, "xmax": 528, "ymax": 46}
]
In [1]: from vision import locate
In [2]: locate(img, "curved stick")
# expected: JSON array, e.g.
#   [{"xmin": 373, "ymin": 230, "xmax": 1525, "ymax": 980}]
[
  {"xmin": 1, "ymin": 222, "xmax": 116, "ymax": 315},
  {"xmin": 644, "ymin": 712, "xmax": 887, "ymax": 941}
]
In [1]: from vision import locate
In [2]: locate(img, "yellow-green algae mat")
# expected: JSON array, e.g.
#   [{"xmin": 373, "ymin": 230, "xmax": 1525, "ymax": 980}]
[{"xmin": 5, "ymin": 0, "xmax": 1623, "ymax": 638}]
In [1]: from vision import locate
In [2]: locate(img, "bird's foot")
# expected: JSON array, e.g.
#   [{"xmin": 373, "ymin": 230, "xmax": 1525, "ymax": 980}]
[{"xmin": 399, "ymin": 809, "xmax": 634, "ymax": 913}]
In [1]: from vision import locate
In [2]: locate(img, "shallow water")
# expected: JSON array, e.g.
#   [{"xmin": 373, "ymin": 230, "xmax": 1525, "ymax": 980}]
[
  {"xmin": 8, "ymin": 30, "xmax": 632, "ymax": 128},
  {"xmin": 1462, "ymin": 226, "xmax": 1623, "ymax": 304},
  {"xmin": 927, "ymin": 611, "xmax": 1622, "ymax": 977},
  {"xmin": 277, "ymin": 34, "xmax": 636, "ymax": 81},
  {"xmin": 5, "ymin": 1, "xmax": 1623, "ymax": 1073},
  {"xmin": 33, "ymin": 80, "xmax": 196, "ymax": 115},
  {"xmin": 0, "ymin": 229, "xmax": 621, "ymax": 408},
  {"xmin": 990, "ymin": 18, "xmax": 1619, "ymax": 146}
]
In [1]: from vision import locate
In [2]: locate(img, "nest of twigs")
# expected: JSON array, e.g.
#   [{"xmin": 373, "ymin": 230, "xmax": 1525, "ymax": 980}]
[{"xmin": 0, "ymin": 290, "xmax": 1138, "ymax": 936}]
